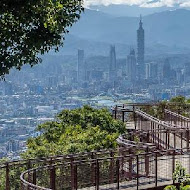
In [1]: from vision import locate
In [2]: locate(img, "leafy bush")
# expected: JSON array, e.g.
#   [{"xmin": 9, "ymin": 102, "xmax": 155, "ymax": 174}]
[
  {"xmin": 22, "ymin": 106, "xmax": 126, "ymax": 158},
  {"xmin": 180, "ymin": 185, "xmax": 190, "ymax": 190},
  {"xmin": 173, "ymin": 162, "xmax": 186, "ymax": 183},
  {"xmin": 164, "ymin": 185, "xmax": 177, "ymax": 190}
]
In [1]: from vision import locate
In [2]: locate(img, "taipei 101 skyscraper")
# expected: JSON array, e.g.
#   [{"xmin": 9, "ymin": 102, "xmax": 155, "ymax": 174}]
[{"xmin": 137, "ymin": 15, "xmax": 145, "ymax": 79}]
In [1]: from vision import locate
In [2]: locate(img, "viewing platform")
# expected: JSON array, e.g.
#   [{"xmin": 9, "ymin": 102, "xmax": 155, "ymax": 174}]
[{"xmin": 1, "ymin": 103, "xmax": 190, "ymax": 190}]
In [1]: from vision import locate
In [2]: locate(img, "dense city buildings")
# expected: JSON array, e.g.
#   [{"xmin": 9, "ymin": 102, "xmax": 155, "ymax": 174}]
[
  {"xmin": 145, "ymin": 62, "xmax": 158, "ymax": 80},
  {"xmin": 77, "ymin": 49, "xmax": 86, "ymax": 83},
  {"xmin": 1, "ymin": 12, "xmax": 190, "ymax": 159}
]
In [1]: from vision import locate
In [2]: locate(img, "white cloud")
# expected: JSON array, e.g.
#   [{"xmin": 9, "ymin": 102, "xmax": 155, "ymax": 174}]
[
  {"xmin": 180, "ymin": 1, "xmax": 190, "ymax": 7},
  {"xmin": 84, "ymin": 0, "xmax": 190, "ymax": 8},
  {"xmin": 84, "ymin": 0, "xmax": 151, "ymax": 7}
]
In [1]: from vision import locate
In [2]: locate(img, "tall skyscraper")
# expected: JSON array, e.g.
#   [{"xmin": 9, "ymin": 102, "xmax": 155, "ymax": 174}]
[
  {"xmin": 77, "ymin": 49, "xmax": 86, "ymax": 83},
  {"xmin": 127, "ymin": 48, "xmax": 137, "ymax": 82},
  {"xmin": 109, "ymin": 45, "xmax": 117, "ymax": 83},
  {"xmin": 137, "ymin": 15, "xmax": 145, "ymax": 79}
]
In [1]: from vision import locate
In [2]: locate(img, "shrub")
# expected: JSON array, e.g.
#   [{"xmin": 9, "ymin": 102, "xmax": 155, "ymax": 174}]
[{"xmin": 164, "ymin": 185, "xmax": 177, "ymax": 190}]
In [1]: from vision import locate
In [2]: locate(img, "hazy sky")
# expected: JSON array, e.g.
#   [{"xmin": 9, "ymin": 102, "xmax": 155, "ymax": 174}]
[{"xmin": 84, "ymin": 0, "xmax": 190, "ymax": 7}]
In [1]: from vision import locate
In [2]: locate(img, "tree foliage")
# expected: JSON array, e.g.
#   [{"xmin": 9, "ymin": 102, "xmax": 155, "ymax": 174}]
[
  {"xmin": 0, "ymin": 0, "xmax": 84, "ymax": 76},
  {"xmin": 22, "ymin": 106, "xmax": 126, "ymax": 158},
  {"xmin": 173, "ymin": 161, "xmax": 187, "ymax": 183},
  {"xmin": 164, "ymin": 185, "xmax": 177, "ymax": 190},
  {"xmin": 142, "ymin": 96, "xmax": 190, "ymax": 119}
]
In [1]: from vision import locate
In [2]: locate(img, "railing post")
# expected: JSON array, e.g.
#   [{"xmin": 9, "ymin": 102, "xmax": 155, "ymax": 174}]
[
  {"xmin": 181, "ymin": 132, "xmax": 183, "ymax": 151},
  {"xmin": 112, "ymin": 108, "xmax": 114, "ymax": 119},
  {"xmin": 115, "ymin": 106, "xmax": 117, "ymax": 120},
  {"xmin": 95, "ymin": 160, "xmax": 99, "ymax": 190},
  {"xmin": 136, "ymin": 155, "xmax": 139, "ymax": 190},
  {"xmin": 91, "ymin": 153, "xmax": 95, "ymax": 185},
  {"xmin": 50, "ymin": 166, "xmax": 56, "ymax": 190},
  {"xmin": 145, "ymin": 148, "xmax": 149, "ymax": 177},
  {"xmin": 122, "ymin": 111, "xmax": 125, "ymax": 123},
  {"xmin": 27, "ymin": 160, "xmax": 31, "ymax": 185},
  {"xmin": 109, "ymin": 151, "xmax": 114, "ymax": 183},
  {"xmin": 187, "ymin": 130, "xmax": 190, "ymax": 150},
  {"xmin": 155, "ymin": 153, "xmax": 158, "ymax": 187},
  {"xmin": 147, "ymin": 131, "xmax": 150, "ymax": 143},
  {"xmin": 74, "ymin": 164, "xmax": 78, "ymax": 190},
  {"xmin": 172, "ymin": 150, "xmax": 175, "ymax": 184},
  {"xmin": 6, "ymin": 162, "xmax": 10, "ymax": 190},
  {"xmin": 133, "ymin": 105, "xmax": 137, "ymax": 130},
  {"xmin": 129, "ymin": 156, "xmax": 133, "ymax": 180},
  {"xmin": 168, "ymin": 130, "xmax": 170, "ymax": 149},
  {"xmin": 166, "ymin": 130, "xmax": 168, "ymax": 149},
  {"xmin": 71, "ymin": 158, "xmax": 74, "ymax": 190},
  {"xmin": 33, "ymin": 169, "xmax": 36, "ymax": 185},
  {"xmin": 116, "ymin": 159, "xmax": 120, "ymax": 189},
  {"xmin": 174, "ymin": 131, "xmax": 176, "ymax": 150}
]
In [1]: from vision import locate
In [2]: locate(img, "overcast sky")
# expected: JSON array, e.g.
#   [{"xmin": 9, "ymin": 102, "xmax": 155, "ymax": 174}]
[{"xmin": 84, "ymin": 0, "xmax": 190, "ymax": 8}]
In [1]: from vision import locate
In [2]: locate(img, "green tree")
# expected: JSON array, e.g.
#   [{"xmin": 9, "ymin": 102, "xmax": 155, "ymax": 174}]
[
  {"xmin": 0, "ymin": 0, "xmax": 83, "ymax": 76},
  {"xmin": 22, "ymin": 106, "xmax": 126, "ymax": 158}
]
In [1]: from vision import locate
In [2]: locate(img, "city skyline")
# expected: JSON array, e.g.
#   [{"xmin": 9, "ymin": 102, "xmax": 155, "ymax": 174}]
[
  {"xmin": 2, "ymin": 2, "xmax": 190, "ymax": 190},
  {"xmin": 1, "ymin": 1, "xmax": 190, "ymax": 160}
]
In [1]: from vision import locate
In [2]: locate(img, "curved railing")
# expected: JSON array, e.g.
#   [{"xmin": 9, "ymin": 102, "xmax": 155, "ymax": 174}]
[
  {"xmin": 20, "ymin": 148, "xmax": 190, "ymax": 190},
  {"xmin": 2, "ymin": 104, "xmax": 190, "ymax": 190},
  {"xmin": 18, "ymin": 105, "xmax": 190, "ymax": 190},
  {"xmin": 0, "ymin": 149, "xmax": 123, "ymax": 190}
]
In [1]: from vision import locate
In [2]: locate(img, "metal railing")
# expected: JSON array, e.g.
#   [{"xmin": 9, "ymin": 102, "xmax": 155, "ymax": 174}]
[
  {"xmin": 20, "ymin": 149, "xmax": 190, "ymax": 190},
  {"xmin": 1, "ymin": 104, "xmax": 190, "ymax": 190}
]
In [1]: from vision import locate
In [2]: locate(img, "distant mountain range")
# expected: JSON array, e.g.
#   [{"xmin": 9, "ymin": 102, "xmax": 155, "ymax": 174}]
[
  {"xmin": 89, "ymin": 4, "xmax": 174, "ymax": 17},
  {"xmin": 54, "ymin": 8, "xmax": 190, "ymax": 58}
]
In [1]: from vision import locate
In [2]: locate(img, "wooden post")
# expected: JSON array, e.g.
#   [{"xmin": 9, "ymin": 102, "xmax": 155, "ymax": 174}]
[
  {"xmin": 74, "ymin": 164, "xmax": 78, "ymax": 190},
  {"xmin": 172, "ymin": 150, "xmax": 175, "ymax": 184},
  {"xmin": 96, "ymin": 160, "xmax": 99, "ymax": 190},
  {"xmin": 155, "ymin": 153, "xmax": 158, "ymax": 187},
  {"xmin": 91, "ymin": 153, "xmax": 95, "ymax": 185},
  {"xmin": 122, "ymin": 111, "xmax": 125, "ymax": 123},
  {"xmin": 115, "ymin": 106, "xmax": 117, "ymax": 120},
  {"xmin": 116, "ymin": 159, "xmax": 120, "ymax": 189},
  {"xmin": 109, "ymin": 151, "xmax": 114, "ymax": 183},
  {"xmin": 71, "ymin": 159, "xmax": 74, "ymax": 190},
  {"xmin": 50, "ymin": 166, "xmax": 56, "ymax": 190},
  {"xmin": 133, "ymin": 105, "xmax": 137, "ymax": 130},
  {"xmin": 136, "ymin": 155, "xmax": 139, "ymax": 190},
  {"xmin": 145, "ymin": 153, "xmax": 149, "ymax": 177},
  {"xmin": 6, "ymin": 163, "xmax": 10, "ymax": 190},
  {"xmin": 33, "ymin": 169, "xmax": 36, "ymax": 185},
  {"xmin": 187, "ymin": 130, "xmax": 190, "ymax": 150}
]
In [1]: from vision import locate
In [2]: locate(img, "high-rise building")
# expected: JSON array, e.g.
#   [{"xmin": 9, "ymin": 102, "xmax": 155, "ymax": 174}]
[
  {"xmin": 162, "ymin": 58, "xmax": 177, "ymax": 83},
  {"xmin": 77, "ymin": 50, "xmax": 86, "ymax": 83},
  {"xmin": 145, "ymin": 62, "xmax": 158, "ymax": 80},
  {"xmin": 127, "ymin": 48, "xmax": 137, "ymax": 82},
  {"xmin": 137, "ymin": 15, "xmax": 145, "ymax": 79},
  {"xmin": 184, "ymin": 62, "xmax": 190, "ymax": 84},
  {"xmin": 163, "ymin": 58, "xmax": 171, "ymax": 79},
  {"xmin": 48, "ymin": 76, "xmax": 58, "ymax": 88},
  {"xmin": 109, "ymin": 45, "xmax": 117, "ymax": 83}
]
